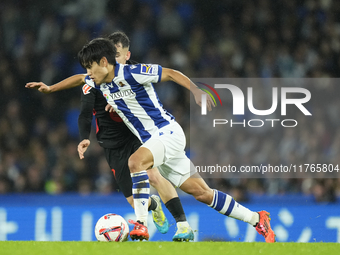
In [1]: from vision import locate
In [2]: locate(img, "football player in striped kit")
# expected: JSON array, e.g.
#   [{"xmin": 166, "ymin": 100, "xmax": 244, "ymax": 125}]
[
  {"xmin": 26, "ymin": 37, "xmax": 275, "ymax": 243},
  {"xmin": 78, "ymin": 32, "xmax": 192, "ymax": 241},
  {"xmin": 27, "ymin": 32, "xmax": 193, "ymax": 241}
]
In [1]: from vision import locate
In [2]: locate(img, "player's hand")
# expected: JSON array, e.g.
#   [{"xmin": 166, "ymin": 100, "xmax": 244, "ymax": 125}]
[
  {"xmin": 192, "ymin": 87, "xmax": 215, "ymax": 111},
  {"xmin": 78, "ymin": 139, "xmax": 90, "ymax": 159},
  {"xmin": 25, "ymin": 82, "xmax": 52, "ymax": 94},
  {"xmin": 105, "ymin": 104, "xmax": 115, "ymax": 113}
]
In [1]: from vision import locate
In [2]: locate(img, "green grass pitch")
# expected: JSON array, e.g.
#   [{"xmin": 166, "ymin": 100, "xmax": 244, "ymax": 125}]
[{"xmin": 0, "ymin": 241, "xmax": 339, "ymax": 255}]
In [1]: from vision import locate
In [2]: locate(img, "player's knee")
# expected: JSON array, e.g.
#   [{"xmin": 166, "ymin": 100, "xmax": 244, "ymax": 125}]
[
  {"xmin": 128, "ymin": 150, "xmax": 154, "ymax": 173},
  {"xmin": 128, "ymin": 155, "xmax": 141, "ymax": 173}
]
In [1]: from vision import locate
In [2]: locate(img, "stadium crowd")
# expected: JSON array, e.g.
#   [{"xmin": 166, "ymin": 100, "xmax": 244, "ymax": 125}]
[{"xmin": 0, "ymin": 0, "xmax": 339, "ymax": 203}]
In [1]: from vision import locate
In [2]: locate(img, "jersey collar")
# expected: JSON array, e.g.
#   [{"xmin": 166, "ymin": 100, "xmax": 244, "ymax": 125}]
[{"xmin": 114, "ymin": 63, "xmax": 120, "ymax": 77}]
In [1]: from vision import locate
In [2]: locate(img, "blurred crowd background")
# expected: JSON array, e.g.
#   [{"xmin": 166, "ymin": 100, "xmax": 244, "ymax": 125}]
[{"xmin": 0, "ymin": 0, "xmax": 339, "ymax": 203}]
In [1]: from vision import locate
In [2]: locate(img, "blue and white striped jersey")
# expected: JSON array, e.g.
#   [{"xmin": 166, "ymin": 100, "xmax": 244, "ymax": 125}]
[{"xmin": 85, "ymin": 63, "xmax": 175, "ymax": 143}]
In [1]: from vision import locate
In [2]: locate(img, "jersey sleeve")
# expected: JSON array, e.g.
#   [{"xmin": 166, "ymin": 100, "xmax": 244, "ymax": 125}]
[
  {"xmin": 130, "ymin": 64, "xmax": 163, "ymax": 84},
  {"xmin": 78, "ymin": 85, "xmax": 95, "ymax": 140},
  {"xmin": 84, "ymin": 75, "xmax": 96, "ymax": 88}
]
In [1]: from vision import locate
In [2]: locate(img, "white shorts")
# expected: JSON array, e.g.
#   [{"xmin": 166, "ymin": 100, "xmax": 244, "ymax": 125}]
[{"xmin": 141, "ymin": 122, "xmax": 196, "ymax": 187}]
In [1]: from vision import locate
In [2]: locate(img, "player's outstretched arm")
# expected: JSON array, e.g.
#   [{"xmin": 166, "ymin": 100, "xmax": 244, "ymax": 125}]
[
  {"xmin": 25, "ymin": 74, "xmax": 87, "ymax": 93},
  {"xmin": 160, "ymin": 68, "xmax": 214, "ymax": 111}
]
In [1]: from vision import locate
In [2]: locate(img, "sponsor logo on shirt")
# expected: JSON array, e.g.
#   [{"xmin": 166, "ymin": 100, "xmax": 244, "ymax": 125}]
[
  {"xmin": 82, "ymin": 84, "xmax": 92, "ymax": 95},
  {"xmin": 141, "ymin": 64, "xmax": 158, "ymax": 75},
  {"xmin": 108, "ymin": 89, "xmax": 136, "ymax": 100}
]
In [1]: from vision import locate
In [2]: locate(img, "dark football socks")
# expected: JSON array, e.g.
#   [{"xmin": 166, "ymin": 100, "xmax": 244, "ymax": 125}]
[{"xmin": 165, "ymin": 197, "xmax": 187, "ymax": 222}]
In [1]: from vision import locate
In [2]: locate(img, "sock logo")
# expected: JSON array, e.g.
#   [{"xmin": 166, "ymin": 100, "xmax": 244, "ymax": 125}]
[{"xmin": 141, "ymin": 201, "xmax": 146, "ymax": 206}]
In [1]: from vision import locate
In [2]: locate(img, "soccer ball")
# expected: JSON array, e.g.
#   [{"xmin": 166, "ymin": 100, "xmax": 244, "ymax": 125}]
[{"xmin": 94, "ymin": 213, "xmax": 129, "ymax": 242}]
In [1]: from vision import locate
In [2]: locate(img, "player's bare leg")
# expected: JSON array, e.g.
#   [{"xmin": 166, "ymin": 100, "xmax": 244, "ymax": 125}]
[
  {"xmin": 179, "ymin": 173, "xmax": 275, "ymax": 243},
  {"xmin": 178, "ymin": 173, "xmax": 214, "ymax": 204},
  {"xmin": 148, "ymin": 168, "xmax": 176, "ymax": 233},
  {"xmin": 127, "ymin": 147, "xmax": 155, "ymax": 240},
  {"xmin": 125, "ymin": 168, "xmax": 171, "ymax": 234},
  {"xmin": 128, "ymin": 147, "xmax": 193, "ymax": 241},
  {"xmin": 148, "ymin": 168, "xmax": 193, "ymax": 240},
  {"xmin": 147, "ymin": 168, "xmax": 177, "ymax": 205}
]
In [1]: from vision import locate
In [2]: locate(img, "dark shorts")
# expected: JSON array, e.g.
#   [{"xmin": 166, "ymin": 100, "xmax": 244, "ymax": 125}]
[{"xmin": 104, "ymin": 136, "xmax": 142, "ymax": 197}]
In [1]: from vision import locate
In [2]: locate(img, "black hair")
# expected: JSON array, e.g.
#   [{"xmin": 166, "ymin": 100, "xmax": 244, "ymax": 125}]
[
  {"xmin": 107, "ymin": 31, "xmax": 130, "ymax": 48},
  {"xmin": 78, "ymin": 38, "xmax": 117, "ymax": 69}
]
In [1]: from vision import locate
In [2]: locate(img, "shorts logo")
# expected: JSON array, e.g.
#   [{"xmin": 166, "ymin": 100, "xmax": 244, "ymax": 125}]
[
  {"xmin": 82, "ymin": 84, "xmax": 92, "ymax": 95},
  {"xmin": 141, "ymin": 64, "xmax": 158, "ymax": 75}
]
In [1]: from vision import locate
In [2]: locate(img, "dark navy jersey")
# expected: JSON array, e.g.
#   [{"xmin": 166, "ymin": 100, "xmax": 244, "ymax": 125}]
[{"xmin": 78, "ymin": 84, "xmax": 135, "ymax": 149}]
